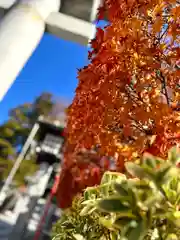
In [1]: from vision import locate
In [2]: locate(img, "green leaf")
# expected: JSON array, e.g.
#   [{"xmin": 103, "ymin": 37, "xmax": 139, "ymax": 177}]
[
  {"xmin": 164, "ymin": 188, "xmax": 177, "ymax": 204},
  {"xmin": 166, "ymin": 213, "xmax": 180, "ymax": 228},
  {"xmin": 114, "ymin": 183, "xmax": 129, "ymax": 196},
  {"xmin": 98, "ymin": 198, "xmax": 130, "ymax": 213},
  {"xmin": 154, "ymin": 208, "xmax": 167, "ymax": 218},
  {"xmin": 131, "ymin": 180, "xmax": 151, "ymax": 190},
  {"xmin": 0, "ymin": 138, "xmax": 12, "ymax": 147},
  {"xmin": 99, "ymin": 217, "xmax": 114, "ymax": 229},
  {"xmin": 126, "ymin": 220, "xmax": 147, "ymax": 240},
  {"xmin": 155, "ymin": 165, "xmax": 171, "ymax": 185},
  {"xmin": 165, "ymin": 234, "xmax": 178, "ymax": 240},
  {"xmin": 143, "ymin": 195, "xmax": 160, "ymax": 208},
  {"xmin": 146, "ymin": 209, "xmax": 153, "ymax": 226},
  {"xmin": 168, "ymin": 177, "xmax": 179, "ymax": 191},
  {"xmin": 142, "ymin": 153, "xmax": 157, "ymax": 168},
  {"xmin": 84, "ymin": 190, "xmax": 90, "ymax": 200},
  {"xmin": 115, "ymin": 180, "xmax": 138, "ymax": 206},
  {"xmin": 116, "ymin": 211, "xmax": 137, "ymax": 220},
  {"xmin": 173, "ymin": 211, "xmax": 180, "ymax": 218},
  {"xmin": 83, "ymin": 187, "xmax": 98, "ymax": 200},
  {"xmin": 80, "ymin": 205, "xmax": 96, "ymax": 216},
  {"xmin": 114, "ymin": 216, "xmax": 136, "ymax": 230},
  {"xmin": 125, "ymin": 162, "xmax": 146, "ymax": 178},
  {"xmin": 125, "ymin": 162, "xmax": 155, "ymax": 181},
  {"xmin": 99, "ymin": 182, "xmax": 112, "ymax": 196},
  {"xmin": 100, "ymin": 172, "xmax": 111, "ymax": 184},
  {"xmin": 168, "ymin": 147, "xmax": 180, "ymax": 165},
  {"xmin": 110, "ymin": 232, "xmax": 119, "ymax": 240},
  {"xmin": 172, "ymin": 212, "xmax": 180, "ymax": 227},
  {"xmin": 101, "ymin": 171, "xmax": 125, "ymax": 185},
  {"xmin": 73, "ymin": 234, "xmax": 85, "ymax": 240}
]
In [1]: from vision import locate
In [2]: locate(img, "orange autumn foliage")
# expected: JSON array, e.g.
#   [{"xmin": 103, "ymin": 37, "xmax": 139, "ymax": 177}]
[
  {"xmin": 57, "ymin": 0, "xmax": 180, "ymax": 208},
  {"xmin": 67, "ymin": 0, "xmax": 180, "ymax": 160}
]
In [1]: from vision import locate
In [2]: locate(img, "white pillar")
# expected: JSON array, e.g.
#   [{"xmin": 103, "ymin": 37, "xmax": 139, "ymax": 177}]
[
  {"xmin": 0, "ymin": 0, "xmax": 60, "ymax": 101},
  {"xmin": 90, "ymin": 0, "xmax": 102, "ymax": 22}
]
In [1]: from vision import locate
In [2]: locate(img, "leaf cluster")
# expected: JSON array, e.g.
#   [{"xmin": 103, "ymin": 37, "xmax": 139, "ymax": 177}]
[
  {"xmin": 80, "ymin": 147, "xmax": 180, "ymax": 240},
  {"xmin": 51, "ymin": 195, "xmax": 110, "ymax": 240}
]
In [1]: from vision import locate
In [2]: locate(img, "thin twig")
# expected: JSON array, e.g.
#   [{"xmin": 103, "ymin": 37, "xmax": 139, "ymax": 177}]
[{"xmin": 156, "ymin": 71, "xmax": 170, "ymax": 105}]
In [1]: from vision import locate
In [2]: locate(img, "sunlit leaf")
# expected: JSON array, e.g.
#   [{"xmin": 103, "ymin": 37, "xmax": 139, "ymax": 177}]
[
  {"xmin": 99, "ymin": 217, "xmax": 114, "ymax": 229},
  {"xmin": 165, "ymin": 234, "xmax": 178, "ymax": 240},
  {"xmin": 125, "ymin": 162, "xmax": 148, "ymax": 179},
  {"xmin": 168, "ymin": 147, "xmax": 180, "ymax": 165}
]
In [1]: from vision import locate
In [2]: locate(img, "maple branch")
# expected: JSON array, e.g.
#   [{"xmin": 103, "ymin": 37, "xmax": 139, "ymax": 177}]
[
  {"xmin": 107, "ymin": 116, "xmax": 148, "ymax": 140},
  {"xmin": 129, "ymin": 117, "xmax": 147, "ymax": 134},
  {"xmin": 156, "ymin": 71, "xmax": 170, "ymax": 105},
  {"xmin": 131, "ymin": 123, "xmax": 145, "ymax": 133},
  {"xmin": 106, "ymin": 124, "xmax": 122, "ymax": 134},
  {"xmin": 158, "ymin": 24, "xmax": 169, "ymax": 43},
  {"xmin": 163, "ymin": 83, "xmax": 170, "ymax": 106},
  {"xmin": 125, "ymin": 85, "xmax": 143, "ymax": 107}
]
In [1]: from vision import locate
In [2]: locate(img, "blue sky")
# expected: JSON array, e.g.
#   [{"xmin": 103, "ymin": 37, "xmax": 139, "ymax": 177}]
[
  {"xmin": 0, "ymin": 20, "xmax": 107, "ymax": 124},
  {"xmin": 0, "ymin": 33, "xmax": 88, "ymax": 124}
]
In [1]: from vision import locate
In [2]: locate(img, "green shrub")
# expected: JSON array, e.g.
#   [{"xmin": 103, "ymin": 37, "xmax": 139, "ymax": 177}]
[
  {"xmin": 52, "ymin": 147, "xmax": 180, "ymax": 240},
  {"xmin": 51, "ymin": 195, "xmax": 111, "ymax": 240},
  {"xmin": 80, "ymin": 147, "xmax": 180, "ymax": 240}
]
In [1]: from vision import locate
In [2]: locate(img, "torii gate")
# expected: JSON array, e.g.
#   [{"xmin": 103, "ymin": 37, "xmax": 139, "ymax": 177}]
[{"xmin": 0, "ymin": 0, "xmax": 102, "ymax": 101}]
